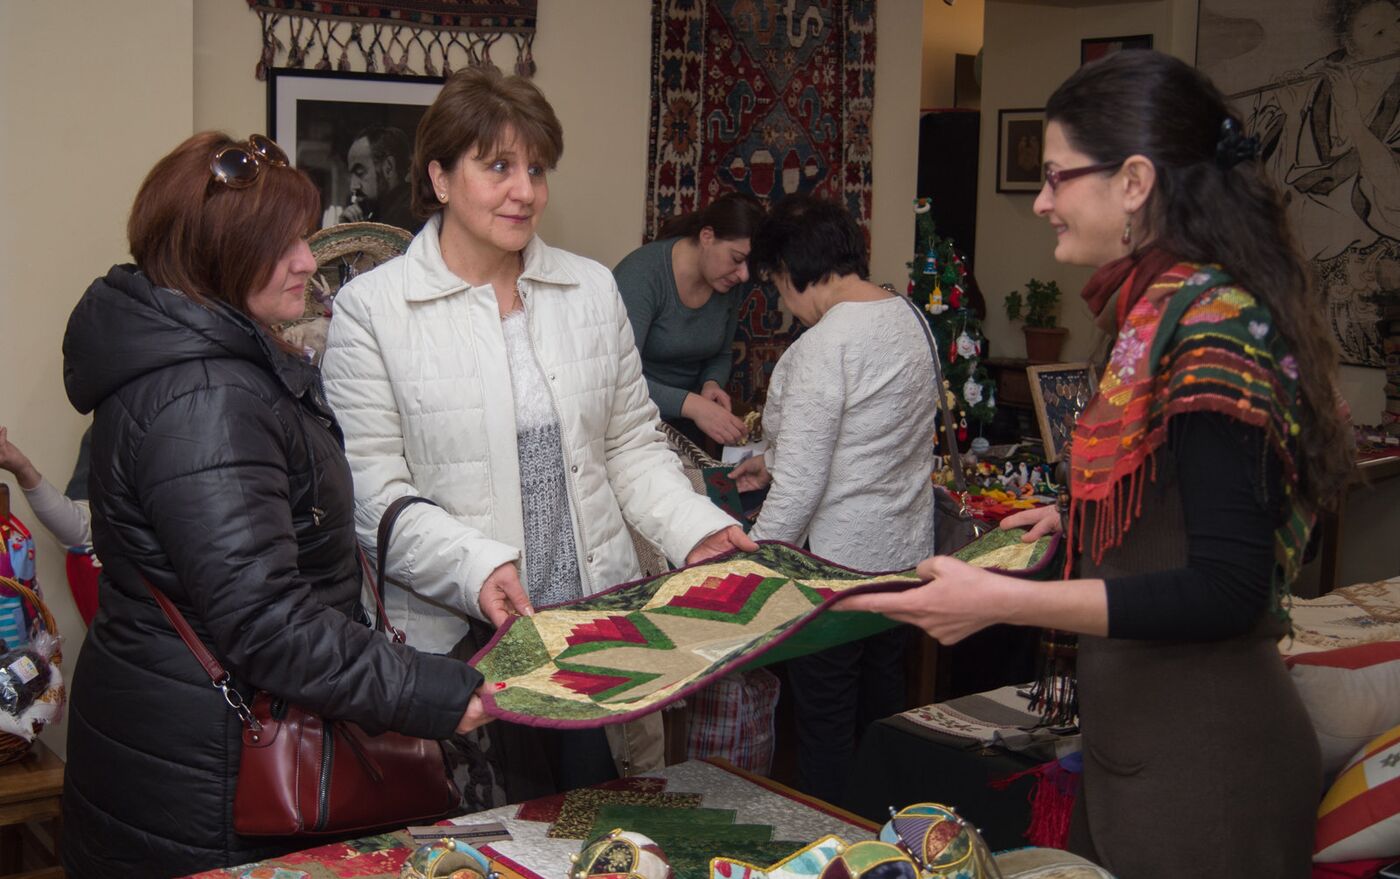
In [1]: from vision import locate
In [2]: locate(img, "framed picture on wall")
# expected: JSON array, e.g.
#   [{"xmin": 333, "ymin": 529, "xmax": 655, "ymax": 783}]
[
  {"xmin": 268, "ymin": 68, "xmax": 444, "ymax": 234},
  {"xmin": 995, "ymin": 108, "xmax": 1046, "ymax": 193},
  {"xmin": 1027, "ymin": 362, "xmax": 1099, "ymax": 462},
  {"xmin": 1080, "ymin": 34, "xmax": 1153, "ymax": 66}
]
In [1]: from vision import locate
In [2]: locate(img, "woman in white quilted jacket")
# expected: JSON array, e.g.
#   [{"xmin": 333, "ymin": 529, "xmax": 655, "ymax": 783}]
[{"xmin": 321, "ymin": 68, "xmax": 753, "ymax": 793}]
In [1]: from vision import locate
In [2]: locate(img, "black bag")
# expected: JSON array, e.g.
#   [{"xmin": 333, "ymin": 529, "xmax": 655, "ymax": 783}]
[{"xmin": 900, "ymin": 295, "xmax": 988, "ymax": 553}]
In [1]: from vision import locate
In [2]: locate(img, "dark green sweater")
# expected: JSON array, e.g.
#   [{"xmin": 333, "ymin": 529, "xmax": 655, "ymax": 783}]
[{"xmin": 613, "ymin": 238, "xmax": 742, "ymax": 418}]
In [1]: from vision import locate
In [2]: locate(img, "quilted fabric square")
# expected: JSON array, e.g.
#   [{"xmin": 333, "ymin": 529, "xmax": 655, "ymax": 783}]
[{"xmin": 473, "ymin": 537, "xmax": 1058, "ymax": 727}]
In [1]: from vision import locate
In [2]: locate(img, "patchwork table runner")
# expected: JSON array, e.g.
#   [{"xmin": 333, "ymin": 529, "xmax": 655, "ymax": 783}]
[{"xmin": 473, "ymin": 535, "xmax": 1058, "ymax": 728}]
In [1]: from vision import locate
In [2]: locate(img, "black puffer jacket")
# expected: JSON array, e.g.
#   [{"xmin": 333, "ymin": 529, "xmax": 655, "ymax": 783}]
[{"xmin": 60, "ymin": 266, "xmax": 480, "ymax": 878}]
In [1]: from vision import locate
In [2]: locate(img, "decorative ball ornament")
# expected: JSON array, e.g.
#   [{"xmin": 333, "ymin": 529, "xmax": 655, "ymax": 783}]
[
  {"xmin": 878, "ymin": 803, "xmax": 1004, "ymax": 879},
  {"xmin": 400, "ymin": 838, "xmax": 497, "ymax": 879},
  {"xmin": 914, "ymin": 198, "xmax": 933, "ymax": 215},
  {"xmin": 571, "ymin": 829, "xmax": 673, "ymax": 879},
  {"xmin": 817, "ymin": 840, "xmax": 921, "ymax": 879}
]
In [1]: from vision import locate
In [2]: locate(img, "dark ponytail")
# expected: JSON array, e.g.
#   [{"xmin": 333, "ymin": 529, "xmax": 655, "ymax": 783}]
[
  {"xmin": 657, "ymin": 192, "xmax": 765, "ymax": 241},
  {"xmin": 1046, "ymin": 50, "xmax": 1353, "ymax": 512}
]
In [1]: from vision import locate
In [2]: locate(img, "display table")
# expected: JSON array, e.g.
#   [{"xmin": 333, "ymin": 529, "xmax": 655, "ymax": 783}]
[
  {"xmin": 0, "ymin": 739, "xmax": 64, "ymax": 879},
  {"xmin": 188, "ymin": 757, "xmax": 1111, "ymax": 878},
  {"xmin": 186, "ymin": 759, "xmax": 876, "ymax": 879}
]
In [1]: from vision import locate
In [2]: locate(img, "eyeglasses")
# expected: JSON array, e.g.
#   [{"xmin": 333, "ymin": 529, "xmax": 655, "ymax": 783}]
[
  {"xmin": 210, "ymin": 134, "xmax": 289, "ymax": 189},
  {"xmin": 1043, "ymin": 160, "xmax": 1122, "ymax": 191}
]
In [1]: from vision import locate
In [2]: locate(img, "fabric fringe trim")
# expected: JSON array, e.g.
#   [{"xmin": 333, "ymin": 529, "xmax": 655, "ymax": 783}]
[
  {"xmin": 1026, "ymin": 629, "xmax": 1079, "ymax": 728},
  {"xmin": 990, "ymin": 757, "xmax": 1082, "ymax": 849},
  {"xmin": 253, "ymin": 11, "xmax": 536, "ymax": 80}
]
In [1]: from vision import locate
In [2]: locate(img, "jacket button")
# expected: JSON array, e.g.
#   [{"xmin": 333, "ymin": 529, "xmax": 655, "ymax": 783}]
[
  {"xmin": 570, "ymin": 465, "xmax": 578, "ymax": 473},
  {"xmin": 549, "ymin": 374, "xmax": 557, "ymax": 381},
  {"xmin": 586, "ymin": 554, "xmax": 594, "ymax": 564}
]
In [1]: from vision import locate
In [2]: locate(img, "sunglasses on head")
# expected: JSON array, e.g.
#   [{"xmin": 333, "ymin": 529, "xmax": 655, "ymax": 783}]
[{"xmin": 210, "ymin": 134, "xmax": 289, "ymax": 189}]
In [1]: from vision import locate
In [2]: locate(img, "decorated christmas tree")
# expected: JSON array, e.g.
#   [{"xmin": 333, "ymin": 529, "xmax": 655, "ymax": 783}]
[{"xmin": 907, "ymin": 198, "xmax": 995, "ymax": 446}]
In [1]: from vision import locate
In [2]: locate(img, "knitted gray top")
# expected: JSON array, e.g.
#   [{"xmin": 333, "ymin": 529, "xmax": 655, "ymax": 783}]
[{"xmin": 501, "ymin": 310, "xmax": 582, "ymax": 607}]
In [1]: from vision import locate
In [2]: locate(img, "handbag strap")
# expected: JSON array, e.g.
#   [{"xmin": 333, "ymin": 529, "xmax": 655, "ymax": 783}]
[
  {"xmin": 140, "ymin": 574, "xmax": 261, "ymax": 731},
  {"xmin": 370, "ymin": 496, "xmax": 440, "ymax": 641},
  {"xmin": 899, "ymin": 294, "xmax": 971, "ymax": 494}
]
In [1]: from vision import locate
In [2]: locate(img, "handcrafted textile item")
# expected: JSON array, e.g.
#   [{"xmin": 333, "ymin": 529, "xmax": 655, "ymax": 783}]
[
  {"xmin": 546, "ymin": 788, "xmax": 703, "ymax": 840},
  {"xmin": 516, "ymin": 776, "xmax": 671, "ymax": 825},
  {"xmin": 878, "ymin": 803, "xmax": 1004, "ymax": 879},
  {"xmin": 473, "ymin": 538, "xmax": 1058, "ymax": 728},
  {"xmin": 401, "ymin": 837, "xmax": 498, "ymax": 879},
  {"xmin": 644, "ymin": 1, "xmax": 876, "ymax": 404},
  {"xmin": 0, "ymin": 514, "xmax": 38, "ymax": 650},
  {"xmin": 246, "ymin": 0, "xmax": 537, "ymax": 80},
  {"xmin": 570, "ymin": 829, "xmax": 673, "ymax": 879},
  {"xmin": 709, "ymin": 835, "xmax": 846, "ymax": 879},
  {"xmin": 896, "ymin": 684, "xmax": 1078, "ymax": 757},
  {"xmin": 702, "ymin": 467, "xmax": 748, "ymax": 529},
  {"xmin": 1314, "ymin": 721, "xmax": 1400, "ymax": 862}
]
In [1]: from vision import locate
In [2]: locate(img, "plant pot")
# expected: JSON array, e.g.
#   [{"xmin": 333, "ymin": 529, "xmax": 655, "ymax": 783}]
[{"xmin": 1023, "ymin": 326, "xmax": 1068, "ymax": 363}]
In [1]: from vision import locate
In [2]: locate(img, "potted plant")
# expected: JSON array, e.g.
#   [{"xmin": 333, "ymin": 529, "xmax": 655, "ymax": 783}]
[{"xmin": 1005, "ymin": 278, "xmax": 1067, "ymax": 362}]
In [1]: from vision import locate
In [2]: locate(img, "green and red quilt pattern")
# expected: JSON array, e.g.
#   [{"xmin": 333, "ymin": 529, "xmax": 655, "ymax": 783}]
[{"xmin": 472, "ymin": 536, "xmax": 1057, "ymax": 727}]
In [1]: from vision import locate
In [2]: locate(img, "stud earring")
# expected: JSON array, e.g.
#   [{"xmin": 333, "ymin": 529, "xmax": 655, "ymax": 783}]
[
  {"xmin": 437, "ymin": 191, "xmax": 448, "ymax": 203},
  {"xmin": 1121, "ymin": 217, "xmax": 1133, "ymax": 246}
]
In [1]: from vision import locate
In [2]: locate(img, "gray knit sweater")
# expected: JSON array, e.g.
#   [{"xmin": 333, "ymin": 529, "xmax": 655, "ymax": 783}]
[{"xmin": 501, "ymin": 310, "xmax": 582, "ymax": 606}]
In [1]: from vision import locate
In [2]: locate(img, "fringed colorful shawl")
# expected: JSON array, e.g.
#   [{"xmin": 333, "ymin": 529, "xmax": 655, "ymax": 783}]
[{"xmin": 1029, "ymin": 262, "xmax": 1314, "ymax": 726}]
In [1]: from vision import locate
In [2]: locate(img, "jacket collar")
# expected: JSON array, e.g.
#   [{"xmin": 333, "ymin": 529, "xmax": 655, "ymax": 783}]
[{"xmin": 402, "ymin": 213, "xmax": 579, "ymax": 303}]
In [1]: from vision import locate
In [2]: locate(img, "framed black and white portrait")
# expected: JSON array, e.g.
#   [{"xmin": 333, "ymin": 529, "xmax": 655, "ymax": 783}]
[{"xmin": 268, "ymin": 69, "xmax": 444, "ymax": 234}]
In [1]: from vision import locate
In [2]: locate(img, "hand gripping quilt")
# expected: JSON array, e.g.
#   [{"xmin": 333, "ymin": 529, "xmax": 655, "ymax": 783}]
[{"xmin": 471, "ymin": 534, "xmax": 1059, "ymax": 727}]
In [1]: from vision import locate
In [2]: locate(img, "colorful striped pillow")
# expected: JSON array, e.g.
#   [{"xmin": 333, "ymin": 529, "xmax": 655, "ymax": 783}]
[
  {"xmin": 1315, "ymin": 722, "xmax": 1400, "ymax": 862},
  {"xmin": 1287, "ymin": 642, "xmax": 1400, "ymax": 778}
]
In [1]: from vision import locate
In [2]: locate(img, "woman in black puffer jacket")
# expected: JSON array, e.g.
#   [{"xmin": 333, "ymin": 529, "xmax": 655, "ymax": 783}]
[{"xmin": 59, "ymin": 132, "xmax": 491, "ymax": 878}]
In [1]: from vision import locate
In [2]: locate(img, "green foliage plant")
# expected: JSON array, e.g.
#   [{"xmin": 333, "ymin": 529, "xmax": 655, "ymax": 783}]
[{"xmin": 1004, "ymin": 278, "xmax": 1062, "ymax": 329}]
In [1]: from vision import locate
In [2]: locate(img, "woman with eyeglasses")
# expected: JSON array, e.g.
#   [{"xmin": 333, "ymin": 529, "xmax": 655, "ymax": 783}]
[
  {"xmin": 321, "ymin": 68, "xmax": 752, "ymax": 793},
  {"xmin": 59, "ymin": 132, "xmax": 492, "ymax": 878},
  {"xmin": 842, "ymin": 51, "xmax": 1353, "ymax": 877}
]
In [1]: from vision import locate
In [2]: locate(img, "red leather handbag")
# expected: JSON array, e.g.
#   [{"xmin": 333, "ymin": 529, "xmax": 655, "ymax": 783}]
[{"xmin": 144, "ymin": 496, "xmax": 461, "ymax": 836}]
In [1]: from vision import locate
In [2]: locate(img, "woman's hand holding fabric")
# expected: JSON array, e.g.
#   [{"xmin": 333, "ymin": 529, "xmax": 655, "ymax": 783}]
[
  {"xmin": 1000, "ymin": 504, "xmax": 1061, "ymax": 542},
  {"xmin": 685, "ymin": 525, "xmax": 759, "ymax": 565},
  {"xmin": 729, "ymin": 455, "xmax": 771, "ymax": 492},
  {"xmin": 478, "ymin": 562, "xmax": 533, "ymax": 627},
  {"xmin": 682, "ymin": 393, "xmax": 749, "ymax": 445},
  {"xmin": 700, "ymin": 380, "xmax": 733, "ymax": 411},
  {"xmin": 836, "ymin": 556, "xmax": 1007, "ymax": 645},
  {"xmin": 455, "ymin": 692, "xmax": 493, "ymax": 734}
]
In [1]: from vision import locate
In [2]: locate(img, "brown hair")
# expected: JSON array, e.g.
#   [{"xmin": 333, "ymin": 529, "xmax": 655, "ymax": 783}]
[
  {"xmin": 127, "ymin": 131, "xmax": 319, "ymax": 315},
  {"xmin": 411, "ymin": 67, "xmax": 564, "ymax": 221},
  {"xmin": 1046, "ymin": 51, "xmax": 1353, "ymax": 512},
  {"xmin": 657, "ymin": 192, "xmax": 766, "ymax": 242}
]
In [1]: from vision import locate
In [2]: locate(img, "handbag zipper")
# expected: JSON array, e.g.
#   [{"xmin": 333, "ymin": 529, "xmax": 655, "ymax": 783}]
[{"xmin": 315, "ymin": 722, "xmax": 334, "ymax": 832}]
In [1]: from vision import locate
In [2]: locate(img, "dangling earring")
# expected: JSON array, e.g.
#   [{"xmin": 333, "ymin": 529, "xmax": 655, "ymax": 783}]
[{"xmin": 1121, "ymin": 217, "xmax": 1133, "ymax": 246}]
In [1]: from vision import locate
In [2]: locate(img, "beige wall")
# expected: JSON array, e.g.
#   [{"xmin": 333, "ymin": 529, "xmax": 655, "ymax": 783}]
[
  {"xmin": 2, "ymin": 0, "xmax": 923, "ymax": 758},
  {"xmin": 921, "ymin": 0, "xmax": 985, "ymax": 109},
  {"xmin": 0, "ymin": 0, "xmax": 195, "ymax": 760}
]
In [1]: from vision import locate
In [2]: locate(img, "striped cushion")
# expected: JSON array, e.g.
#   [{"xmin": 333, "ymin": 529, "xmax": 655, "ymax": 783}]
[
  {"xmin": 1315, "ymin": 722, "xmax": 1400, "ymax": 862},
  {"xmin": 1287, "ymin": 642, "xmax": 1400, "ymax": 777}
]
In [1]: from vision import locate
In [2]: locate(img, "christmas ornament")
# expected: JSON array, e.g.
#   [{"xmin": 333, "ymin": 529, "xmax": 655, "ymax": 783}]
[
  {"xmin": 401, "ymin": 838, "xmax": 497, "ymax": 879},
  {"xmin": 955, "ymin": 332, "xmax": 977, "ymax": 359},
  {"xmin": 572, "ymin": 829, "xmax": 673, "ymax": 879},
  {"xmin": 963, "ymin": 379, "xmax": 983, "ymax": 406},
  {"xmin": 878, "ymin": 802, "xmax": 1004, "ymax": 879},
  {"xmin": 817, "ymin": 840, "xmax": 920, "ymax": 879}
]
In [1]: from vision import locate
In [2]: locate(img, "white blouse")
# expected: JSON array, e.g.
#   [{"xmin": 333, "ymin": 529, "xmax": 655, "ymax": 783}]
[{"xmin": 750, "ymin": 296, "xmax": 937, "ymax": 572}]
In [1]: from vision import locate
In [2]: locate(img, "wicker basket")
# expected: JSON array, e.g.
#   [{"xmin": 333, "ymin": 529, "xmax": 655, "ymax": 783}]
[{"xmin": 0, "ymin": 575, "xmax": 63, "ymax": 766}]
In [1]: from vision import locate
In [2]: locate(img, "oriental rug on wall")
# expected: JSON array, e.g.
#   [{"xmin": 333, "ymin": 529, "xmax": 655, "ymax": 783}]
[
  {"xmin": 644, "ymin": 0, "xmax": 877, "ymax": 403},
  {"xmin": 246, "ymin": 0, "xmax": 537, "ymax": 80},
  {"xmin": 472, "ymin": 534, "xmax": 1059, "ymax": 728},
  {"xmin": 1196, "ymin": 0, "xmax": 1399, "ymax": 367}
]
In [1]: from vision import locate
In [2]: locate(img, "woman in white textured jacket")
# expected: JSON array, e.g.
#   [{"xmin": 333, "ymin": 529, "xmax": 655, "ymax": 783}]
[
  {"xmin": 321, "ymin": 68, "xmax": 751, "ymax": 790},
  {"xmin": 730, "ymin": 194, "xmax": 936, "ymax": 805}
]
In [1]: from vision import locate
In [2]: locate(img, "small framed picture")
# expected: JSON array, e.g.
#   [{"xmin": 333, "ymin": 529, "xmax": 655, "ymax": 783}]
[
  {"xmin": 996, "ymin": 108, "xmax": 1046, "ymax": 194},
  {"xmin": 1026, "ymin": 362, "xmax": 1099, "ymax": 462},
  {"xmin": 1080, "ymin": 34, "xmax": 1154, "ymax": 66},
  {"xmin": 267, "ymin": 68, "xmax": 444, "ymax": 234}
]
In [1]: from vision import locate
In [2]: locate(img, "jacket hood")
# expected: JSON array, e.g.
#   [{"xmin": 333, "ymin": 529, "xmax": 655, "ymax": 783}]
[{"xmin": 64, "ymin": 264, "xmax": 314, "ymax": 414}]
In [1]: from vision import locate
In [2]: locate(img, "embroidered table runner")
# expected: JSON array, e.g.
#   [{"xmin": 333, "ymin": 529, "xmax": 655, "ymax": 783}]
[{"xmin": 473, "ymin": 535, "xmax": 1058, "ymax": 728}]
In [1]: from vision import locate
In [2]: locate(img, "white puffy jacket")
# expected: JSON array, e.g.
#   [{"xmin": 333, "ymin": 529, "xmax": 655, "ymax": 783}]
[{"xmin": 322, "ymin": 217, "xmax": 737, "ymax": 653}]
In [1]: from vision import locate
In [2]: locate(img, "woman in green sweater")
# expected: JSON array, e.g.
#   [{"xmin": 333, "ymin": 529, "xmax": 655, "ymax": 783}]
[{"xmin": 614, "ymin": 193, "xmax": 765, "ymax": 446}]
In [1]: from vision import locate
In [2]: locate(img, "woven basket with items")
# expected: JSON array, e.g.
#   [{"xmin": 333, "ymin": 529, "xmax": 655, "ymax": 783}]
[{"xmin": 0, "ymin": 575, "xmax": 64, "ymax": 765}]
